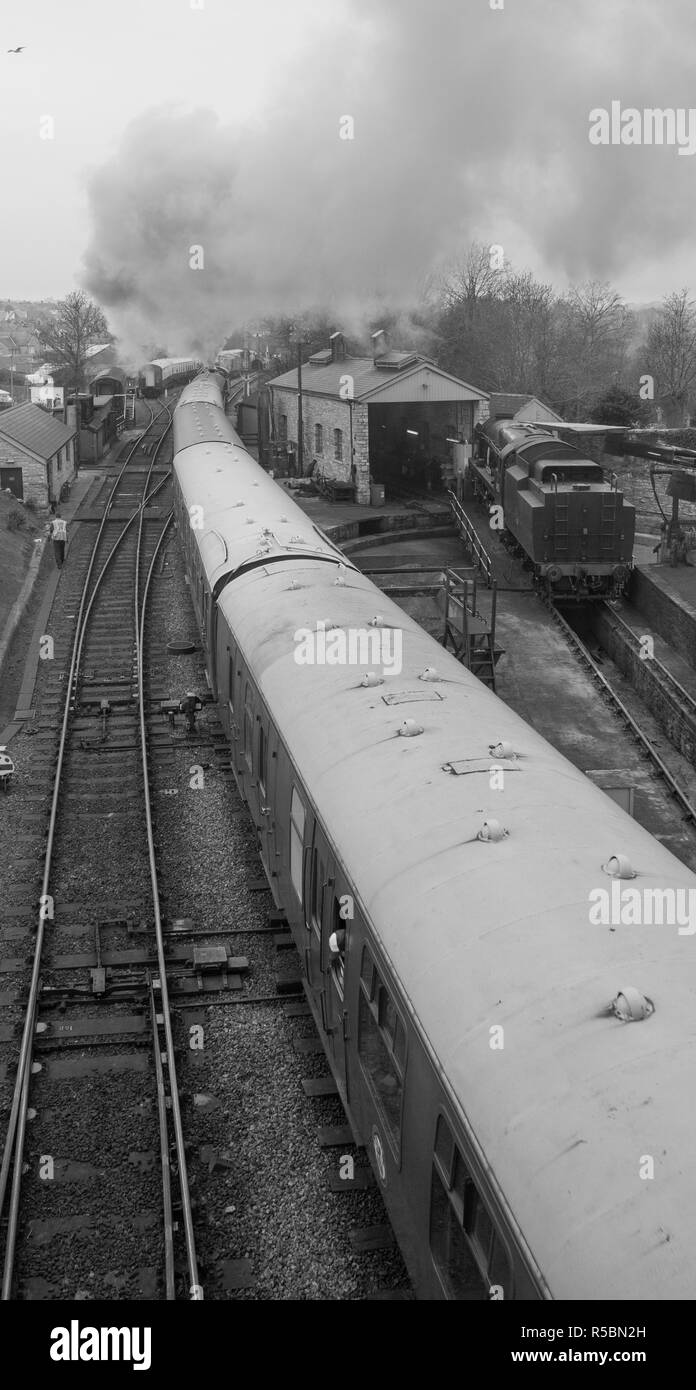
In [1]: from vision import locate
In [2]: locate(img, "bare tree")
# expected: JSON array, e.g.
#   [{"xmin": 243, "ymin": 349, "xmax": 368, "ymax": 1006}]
[
  {"xmin": 557, "ymin": 281, "xmax": 629, "ymax": 418},
  {"xmin": 646, "ymin": 289, "xmax": 696, "ymax": 425},
  {"xmin": 438, "ymin": 241, "xmax": 506, "ymax": 321},
  {"xmin": 37, "ymin": 291, "xmax": 109, "ymax": 395}
]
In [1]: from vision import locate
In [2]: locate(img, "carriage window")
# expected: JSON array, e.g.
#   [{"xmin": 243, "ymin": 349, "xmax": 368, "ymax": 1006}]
[
  {"xmin": 430, "ymin": 1116, "xmax": 512, "ymax": 1300},
  {"xmin": 310, "ymin": 846, "xmax": 323, "ymax": 934},
  {"xmin": 360, "ymin": 946, "xmax": 375, "ymax": 996},
  {"xmin": 289, "ymin": 788, "xmax": 306, "ymax": 900},
  {"xmin": 258, "ymin": 726, "xmax": 267, "ymax": 797},
  {"xmin": 228, "ymin": 654, "xmax": 234, "ymax": 712},
  {"xmin": 358, "ymin": 949, "xmax": 405, "ymax": 1147}
]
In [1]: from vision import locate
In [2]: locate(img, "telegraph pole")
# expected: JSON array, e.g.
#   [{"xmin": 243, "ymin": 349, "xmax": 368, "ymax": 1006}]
[{"xmin": 297, "ymin": 338, "xmax": 304, "ymax": 477}]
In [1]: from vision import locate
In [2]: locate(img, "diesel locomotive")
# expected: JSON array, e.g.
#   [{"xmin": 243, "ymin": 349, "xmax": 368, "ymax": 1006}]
[
  {"xmin": 171, "ymin": 372, "xmax": 696, "ymax": 1300},
  {"xmin": 473, "ymin": 418, "xmax": 635, "ymax": 596}
]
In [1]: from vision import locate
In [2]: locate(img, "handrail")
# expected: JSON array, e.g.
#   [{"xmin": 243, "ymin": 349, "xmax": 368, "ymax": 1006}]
[{"xmin": 447, "ymin": 490, "xmax": 493, "ymax": 586}]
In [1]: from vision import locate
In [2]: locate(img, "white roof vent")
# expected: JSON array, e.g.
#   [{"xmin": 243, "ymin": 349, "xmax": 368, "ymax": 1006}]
[
  {"xmin": 489, "ymin": 741, "xmax": 517, "ymax": 759},
  {"xmin": 477, "ymin": 819, "xmax": 508, "ymax": 843},
  {"xmin": 612, "ymin": 987, "xmax": 654, "ymax": 1022},
  {"xmin": 361, "ymin": 672, "xmax": 383, "ymax": 687},
  {"xmin": 419, "ymin": 667, "xmax": 440, "ymax": 681},
  {"xmin": 398, "ymin": 719, "xmax": 423, "ymax": 737},
  {"xmin": 603, "ymin": 855, "xmax": 637, "ymax": 879}
]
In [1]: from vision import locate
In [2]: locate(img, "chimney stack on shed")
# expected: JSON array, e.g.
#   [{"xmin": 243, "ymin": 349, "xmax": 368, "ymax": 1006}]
[
  {"xmin": 330, "ymin": 331, "xmax": 346, "ymax": 362},
  {"xmin": 371, "ymin": 328, "xmax": 389, "ymax": 363}
]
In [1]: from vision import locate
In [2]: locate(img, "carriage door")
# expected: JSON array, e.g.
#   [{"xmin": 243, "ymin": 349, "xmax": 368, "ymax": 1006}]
[
  {"xmin": 303, "ymin": 827, "xmax": 346, "ymax": 1086},
  {"xmin": 257, "ymin": 719, "xmax": 277, "ymax": 885},
  {"xmin": 304, "ymin": 820, "xmax": 329, "ymax": 1001},
  {"xmin": 324, "ymin": 888, "xmax": 347, "ymax": 1083}
]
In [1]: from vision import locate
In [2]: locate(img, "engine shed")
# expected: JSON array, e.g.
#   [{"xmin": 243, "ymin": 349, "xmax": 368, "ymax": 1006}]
[{"xmin": 266, "ymin": 332, "xmax": 489, "ymax": 504}]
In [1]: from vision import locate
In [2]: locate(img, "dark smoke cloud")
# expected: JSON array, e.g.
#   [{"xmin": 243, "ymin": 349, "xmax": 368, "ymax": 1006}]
[{"xmin": 81, "ymin": 0, "xmax": 696, "ymax": 361}]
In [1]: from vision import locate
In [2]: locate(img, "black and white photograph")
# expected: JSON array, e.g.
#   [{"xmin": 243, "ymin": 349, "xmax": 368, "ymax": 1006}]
[{"xmin": 0, "ymin": 0, "xmax": 693, "ymax": 1352}]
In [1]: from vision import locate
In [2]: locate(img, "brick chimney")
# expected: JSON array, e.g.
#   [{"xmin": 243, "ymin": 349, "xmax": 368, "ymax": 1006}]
[
  {"xmin": 330, "ymin": 331, "xmax": 345, "ymax": 362},
  {"xmin": 371, "ymin": 328, "xmax": 389, "ymax": 362}
]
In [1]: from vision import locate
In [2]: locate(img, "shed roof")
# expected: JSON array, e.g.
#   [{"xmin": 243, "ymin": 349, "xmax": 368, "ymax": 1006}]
[
  {"xmin": 269, "ymin": 355, "xmax": 488, "ymax": 404},
  {"xmin": 0, "ymin": 402, "xmax": 75, "ymax": 459},
  {"xmin": 488, "ymin": 392, "xmax": 563, "ymax": 422},
  {"xmin": 83, "ymin": 402, "xmax": 113, "ymax": 431}
]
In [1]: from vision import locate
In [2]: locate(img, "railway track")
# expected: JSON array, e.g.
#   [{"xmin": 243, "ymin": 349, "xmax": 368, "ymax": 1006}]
[
  {"xmin": 0, "ymin": 399, "xmax": 201, "ymax": 1300},
  {"xmin": 0, "ymin": 386, "xmax": 410, "ymax": 1301},
  {"xmin": 544, "ymin": 596, "xmax": 696, "ymax": 824},
  {"xmin": 448, "ymin": 484, "xmax": 696, "ymax": 820}
]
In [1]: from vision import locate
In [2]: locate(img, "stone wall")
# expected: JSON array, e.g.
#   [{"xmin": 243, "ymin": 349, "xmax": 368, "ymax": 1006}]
[
  {"xmin": 0, "ymin": 441, "xmax": 47, "ymax": 507},
  {"xmin": 0, "ymin": 436, "xmax": 75, "ymax": 508},
  {"xmin": 270, "ymin": 386, "xmax": 370, "ymax": 504},
  {"xmin": 594, "ymin": 597, "xmax": 696, "ymax": 761},
  {"xmin": 628, "ymin": 565, "xmax": 696, "ymax": 670}
]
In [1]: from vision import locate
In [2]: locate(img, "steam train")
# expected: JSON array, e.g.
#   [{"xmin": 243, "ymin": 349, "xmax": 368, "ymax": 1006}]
[
  {"xmin": 172, "ymin": 372, "xmax": 696, "ymax": 1300},
  {"xmin": 139, "ymin": 356, "xmax": 203, "ymax": 398},
  {"xmin": 473, "ymin": 418, "xmax": 635, "ymax": 596}
]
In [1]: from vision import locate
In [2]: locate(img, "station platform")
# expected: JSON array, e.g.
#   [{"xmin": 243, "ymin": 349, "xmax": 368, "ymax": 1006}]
[{"xmin": 280, "ymin": 481, "xmax": 451, "ymax": 545}]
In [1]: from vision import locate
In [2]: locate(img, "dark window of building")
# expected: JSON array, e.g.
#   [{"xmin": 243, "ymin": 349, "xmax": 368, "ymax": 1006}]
[
  {"xmin": 279, "ymin": 414, "xmax": 288, "ymax": 442},
  {"xmin": 315, "ymin": 423, "xmax": 323, "ymax": 454},
  {"xmin": 334, "ymin": 427, "xmax": 343, "ymax": 461},
  {"xmin": 57, "ymin": 449, "xmax": 63, "ymax": 472},
  {"xmin": 358, "ymin": 946, "xmax": 405, "ymax": 1145},
  {"xmin": 289, "ymin": 787, "xmax": 306, "ymax": 899},
  {"xmin": 430, "ymin": 1115, "xmax": 512, "ymax": 1300}
]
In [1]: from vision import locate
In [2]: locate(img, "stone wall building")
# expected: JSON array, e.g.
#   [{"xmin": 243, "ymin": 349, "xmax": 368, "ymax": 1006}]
[
  {"xmin": 266, "ymin": 332, "xmax": 489, "ymax": 504},
  {"xmin": 0, "ymin": 403, "xmax": 77, "ymax": 508}
]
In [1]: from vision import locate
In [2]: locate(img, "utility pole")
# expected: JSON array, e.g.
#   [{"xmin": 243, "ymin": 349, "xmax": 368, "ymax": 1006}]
[{"xmin": 297, "ymin": 338, "xmax": 304, "ymax": 477}]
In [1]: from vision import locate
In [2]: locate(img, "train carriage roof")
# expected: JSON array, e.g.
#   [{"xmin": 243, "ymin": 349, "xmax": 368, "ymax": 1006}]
[
  {"xmin": 173, "ymin": 381, "xmax": 349, "ymax": 593},
  {"xmin": 216, "ymin": 557, "xmax": 696, "ymax": 1302}
]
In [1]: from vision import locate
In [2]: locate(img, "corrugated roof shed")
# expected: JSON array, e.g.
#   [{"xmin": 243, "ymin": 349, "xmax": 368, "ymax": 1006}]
[{"xmin": 0, "ymin": 403, "xmax": 75, "ymax": 459}]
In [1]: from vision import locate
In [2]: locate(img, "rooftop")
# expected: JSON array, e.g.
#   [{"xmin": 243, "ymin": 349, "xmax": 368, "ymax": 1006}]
[
  {"xmin": 269, "ymin": 353, "xmax": 487, "ymax": 403},
  {"xmin": 0, "ymin": 402, "xmax": 76, "ymax": 459},
  {"xmin": 488, "ymin": 392, "xmax": 563, "ymax": 421}
]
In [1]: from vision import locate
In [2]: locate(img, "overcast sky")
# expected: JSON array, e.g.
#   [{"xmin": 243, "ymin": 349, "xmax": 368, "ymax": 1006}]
[{"xmin": 2, "ymin": 0, "xmax": 696, "ymax": 351}]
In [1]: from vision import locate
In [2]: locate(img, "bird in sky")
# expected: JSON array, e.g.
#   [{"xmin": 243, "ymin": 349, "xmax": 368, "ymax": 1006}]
[{"xmin": 7, "ymin": 46, "xmax": 25, "ymax": 53}]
